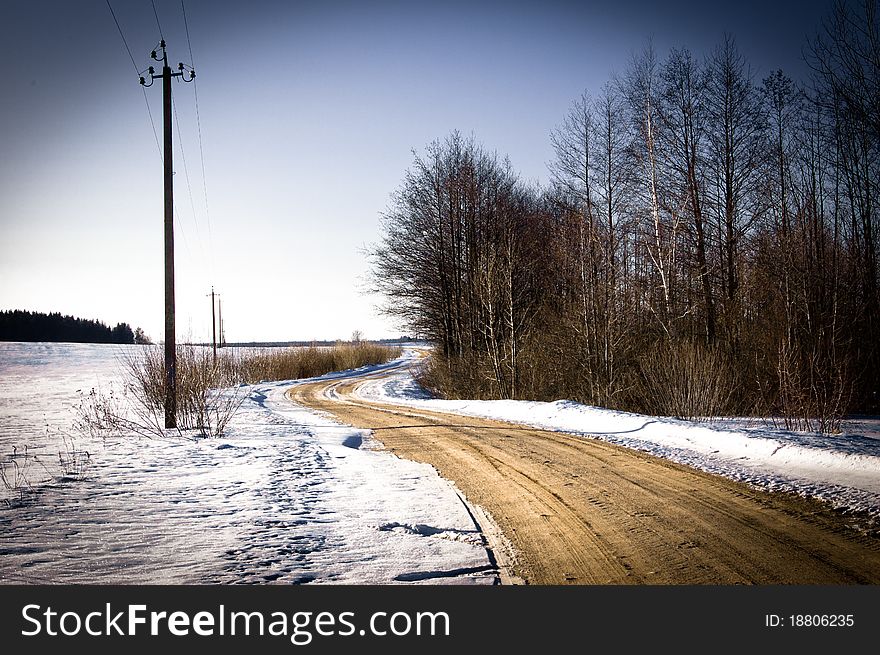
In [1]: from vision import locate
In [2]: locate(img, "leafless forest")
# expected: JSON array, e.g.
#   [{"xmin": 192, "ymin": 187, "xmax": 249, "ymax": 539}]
[{"xmin": 371, "ymin": 1, "xmax": 879, "ymax": 431}]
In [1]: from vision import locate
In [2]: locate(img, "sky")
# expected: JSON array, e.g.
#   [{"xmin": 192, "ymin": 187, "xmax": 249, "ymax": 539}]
[{"xmin": 0, "ymin": 0, "xmax": 838, "ymax": 343}]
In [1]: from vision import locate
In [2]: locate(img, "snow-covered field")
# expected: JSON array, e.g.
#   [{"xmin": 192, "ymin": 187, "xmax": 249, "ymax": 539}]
[
  {"xmin": 357, "ymin": 353, "xmax": 880, "ymax": 522},
  {"xmin": 0, "ymin": 343, "xmax": 495, "ymax": 584}
]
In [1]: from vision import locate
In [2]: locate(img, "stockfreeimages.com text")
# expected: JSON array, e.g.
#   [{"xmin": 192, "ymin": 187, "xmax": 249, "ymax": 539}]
[{"xmin": 21, "ymin": 603, "xmax": 450, "ymax": 645}]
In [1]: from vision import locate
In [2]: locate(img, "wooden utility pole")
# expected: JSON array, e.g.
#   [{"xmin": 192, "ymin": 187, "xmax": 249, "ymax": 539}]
[
  {"xmin": 218, "ymin": 296, "xmax": 224, "ymax": 348},
  {"xmin": 208, "ymin": 286, "xmax": 217, "ymax": 362},
  {"xmin": 141, "ymin": 41, "xmax": 195, "ymax": 428}
]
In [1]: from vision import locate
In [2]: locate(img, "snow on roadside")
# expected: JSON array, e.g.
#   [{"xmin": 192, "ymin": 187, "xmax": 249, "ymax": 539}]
[
  {"xmin": 0, "ymin": 352, "xmax": 496, "ymax": 585},
  {"xmin": 357, "ymin": 352, "xmax": 880, "ymax": 522}
]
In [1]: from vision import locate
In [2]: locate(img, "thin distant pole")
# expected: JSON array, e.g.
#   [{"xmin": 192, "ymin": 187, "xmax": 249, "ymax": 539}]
[
  {"xmin": 218, "ymin": 296, "xmax": 224, "ymax": 348},
  {"xmin": 209, "ymin": 286, "xmax": 217, "ymax": 362}
]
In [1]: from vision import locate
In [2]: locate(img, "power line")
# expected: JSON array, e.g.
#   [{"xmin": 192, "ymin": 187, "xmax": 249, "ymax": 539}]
[
  {"xmin": 141, "ymin": 87, "xmax": 163, "ymax": 162},
  {"xmin": 105, "ymin": 0, "xmax": 163, "ymax": 162},
  {"xmin": 139, "ymin": 19, "xmax": 166, "ymax": 163},
  {"xmin": 181, "ymin": 0, "xmax": 195, "ymax": 66},
  {"xmin": 150, "ymin": 0, "xmax": 164, "ymax": 39},
  {"xmin": 105, "ymin": 0, "xmax": 138, "ymax": 70},
  {"xmin": 172, "ymin": 95, "xmax": 209, "ymax": 277},
  {"xmin": 181, "ymin": 0, "xmax": 216, "ymax": 277}
]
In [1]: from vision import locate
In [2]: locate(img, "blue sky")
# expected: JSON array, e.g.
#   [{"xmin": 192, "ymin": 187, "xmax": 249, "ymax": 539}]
[{"xmin": 0, "ymin": 0, "xmax": 835, "ymax": 342}]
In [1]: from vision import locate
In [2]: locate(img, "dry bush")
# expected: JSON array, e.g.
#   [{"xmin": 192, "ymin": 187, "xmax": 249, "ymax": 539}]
[
  {"xmin": 419, "ymin": 339, "xmax": 746, "ymax": 423},
  {"xmin": 76, "ymin": 344, "xmax": 244, "ymax": 439},
  {"xmin": 633, "ymin": 341, "xmax": 740, "ymax": 420},
  {"xmin": 76, "ymin": 342, "xmax": 401, "ymax": 440},
  {"xmin": 417, "ymin": 352, "xmax": 508, "ymax": 400},
  {"xmin": 775, "ymin": 339, "xmax": 852, "ymax": 434},
  {"xmin": 416, "ymin": 355, "xmax": 465, "ymax": 399},
  {"xmin": 117, "ymin": 344, "xmax": 244, "ymax": 437}
]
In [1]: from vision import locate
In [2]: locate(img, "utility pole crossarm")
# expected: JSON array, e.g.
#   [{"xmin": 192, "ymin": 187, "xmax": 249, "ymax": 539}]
[
  {"xmin": 139, "ymin": 40, "xmax": 196, "ymax": 88},
  {"xmin": 139, "ymin": 40, "xmax": 195, "ymax": 429}
]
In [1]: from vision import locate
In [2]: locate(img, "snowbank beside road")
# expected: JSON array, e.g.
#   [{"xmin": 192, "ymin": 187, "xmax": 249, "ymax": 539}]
[{"xmin": 356, "ymin": 355, "xmax": 880, "ymax": 521}]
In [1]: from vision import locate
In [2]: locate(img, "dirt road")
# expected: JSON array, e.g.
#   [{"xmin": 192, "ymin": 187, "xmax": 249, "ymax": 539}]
[{"xmin": 289, "ymin": 369, "xmax": 880, "ymax": 585}]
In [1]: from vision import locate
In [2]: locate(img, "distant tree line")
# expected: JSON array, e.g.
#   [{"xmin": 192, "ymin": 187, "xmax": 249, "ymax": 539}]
[
  {"xmin": 0, "ymin": 310, "xmax": 139, "ymax": 344},
  {"xmin": 371, "ymin": 1, "xmax": 879, "ymax": 430}
]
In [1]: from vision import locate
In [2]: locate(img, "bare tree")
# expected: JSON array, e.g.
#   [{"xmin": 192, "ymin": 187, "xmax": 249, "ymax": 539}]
[
  {"xmin": 706, "ymin": 35, "xmax": 765, "ymax": 342},
  {"xmin": 623, "ymin": 44, "xmax": 679, "ymax": 338},
  {"xmin": 661, "ymin": 47, "xmax": 716, "ymax": 344}
]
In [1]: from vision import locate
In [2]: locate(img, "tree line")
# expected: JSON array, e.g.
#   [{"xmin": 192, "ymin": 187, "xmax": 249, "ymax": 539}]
[
  {"xmin": 0, "ymin": 310, "xmax": 145, "ymax": 345},
  {"xmin": 370, "ymin": 1, "xmax": 879, "ymax": 431}
]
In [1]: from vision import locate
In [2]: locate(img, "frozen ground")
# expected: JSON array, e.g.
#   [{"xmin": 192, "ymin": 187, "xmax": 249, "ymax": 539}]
[
  {"xmin": 357, "ymin": 352, "xmax": 880, "ymax": 522},
  {"xmin": 0, "ymin": 343, "xmax": 495, "ymax": 584}
]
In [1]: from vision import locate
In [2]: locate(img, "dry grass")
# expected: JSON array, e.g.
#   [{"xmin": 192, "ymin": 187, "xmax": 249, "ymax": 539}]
[
  {"xmin": 1, "ymin": 437, "xmax": 91, "ymax": 506},
  {"xmin": 76, "ymin": 341, "xmax": 401, "ymax": 439},
  {"xmin": 226, "ymin": 341, "xmax": 400, "ymax": 384}
]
